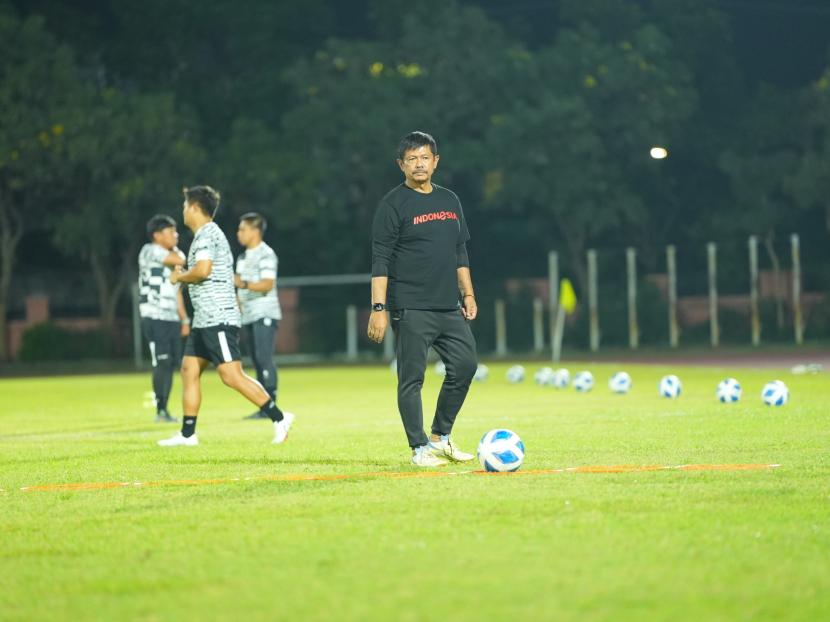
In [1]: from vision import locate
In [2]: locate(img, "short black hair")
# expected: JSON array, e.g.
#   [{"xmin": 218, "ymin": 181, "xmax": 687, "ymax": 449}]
[
  {"xmin": 146, "ymin": 214, "xmax": 176, "ymax": 240},
  {"xmin": 183, "ymin": 185, "xmax": 221, "ymax": 217},
  {"xmin": 239, "ymin": 212, "xmax": 267, "ymax": 233},
  {"xmin": 397, "ymin": 131, "xmax": 437, "ymax": 161}
]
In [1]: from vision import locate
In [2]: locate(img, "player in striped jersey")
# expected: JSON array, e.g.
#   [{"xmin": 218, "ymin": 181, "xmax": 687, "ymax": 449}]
[
  {"xmin": 138, "ymin": 215, "xmax": 189, "ymax": 423},
  {"xmin": 235, "ymin": 212, "xmax": 282, "ymax": 419},
  {"xmin": 157, "ymin": 186, "xmax": 295, "ymax": 447}
]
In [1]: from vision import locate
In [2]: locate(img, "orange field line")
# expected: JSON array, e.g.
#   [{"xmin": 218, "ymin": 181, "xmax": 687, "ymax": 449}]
[{"xmin": 17, "ymin": 463, "xmax": 781, "ymax": 493}]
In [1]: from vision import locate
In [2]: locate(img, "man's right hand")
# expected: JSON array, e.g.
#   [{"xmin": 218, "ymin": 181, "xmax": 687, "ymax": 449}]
[{"xmin": 367, "ymin": 311, "xmax": 388, "ymax": 343}]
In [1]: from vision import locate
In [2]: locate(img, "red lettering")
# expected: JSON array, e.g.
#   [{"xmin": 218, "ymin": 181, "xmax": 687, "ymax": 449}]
[{"xmin": 413, "ymin": 211, "xmax": 458, "ymax": 225}]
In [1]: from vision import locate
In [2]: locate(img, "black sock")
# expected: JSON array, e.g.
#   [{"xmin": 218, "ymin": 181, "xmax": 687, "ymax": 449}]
[
  {"xmin": 260, "ymin": 399, "xmax": 284, "ymax": 423},
  {"xmin": 181, "ymin": 417, "xmax": 197, "ymax": 438}
]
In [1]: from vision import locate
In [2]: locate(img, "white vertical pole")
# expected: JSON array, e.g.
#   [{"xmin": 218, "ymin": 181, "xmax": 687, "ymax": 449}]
[
  {"xmin": 548, "ymin": 251, "xmax": 559, "ymax": 361},
  {"xmin": 495, "ymin": 299, "xmax": 507, "ymax": 356},
  {"xmin": 707, "ymin": 242, "xmax": 719, "ymax": 348},
  {"xmin": 626, "ymin": 247, "xmax": 639, "ymax": 350},
  {"xmin": 749, "ymin": 235, "xmax": 760, "ymax": 346},
  {"xmin": 346, "ymin": 305, "xmax": 358, "ymax": 360},
  {"xmin": 552, "ymin": 303, "xmax": 566, "ymax": 364},
  {"xmin": 587, "ymin": 249, "xmax": 599, "ymax": 352},
  {"xmin": 791, "ymin": 233, "xmax": 803, "ymax": 345},
  {"xmin": 532, "ymin": 298, "xmax": 544, "ymax": 352},
  {"xmin": 667, "ymin": 245, "xmax": 678, "ymax": 348}
]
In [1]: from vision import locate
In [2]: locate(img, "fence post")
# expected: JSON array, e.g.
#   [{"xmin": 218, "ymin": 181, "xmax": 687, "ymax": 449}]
[
  {"xmin": 667, "ymin": 245, "xmax": 678, "ymax": 348},
  {"xmin": 791, "ymin": 233, "xmax": 803, "ymax": 345},
  {"xmin": 626, "ymin": 247, "xmax": 639, "ymax": 350},
  {"xmin": 346, "ymin": 305, "xmax": 358, "ymax": 360},
  {"xmin": 707, "ymin": 242, "xmax": 719, "ymax": 347},
  {"xmin": 131, "ymin": 282, "xmax": 143, "ymax": 369},
  {"xmin": 587, "ymin": 249, "xmax": 599, "ymax": 352},
  {"xmin": 748, "ymin": 235, "xmax": 760, "ymax": 346},
  {"xmin": 548, "ymin": 251, "xmax": 559, "ymax": 361},
  {"xmin": 495, "ymin": 299, "xmax": 507, "ymax": 356},
  {"xmin": 532, "ymin": 298, "xmax": 544, "ymax": 352}
]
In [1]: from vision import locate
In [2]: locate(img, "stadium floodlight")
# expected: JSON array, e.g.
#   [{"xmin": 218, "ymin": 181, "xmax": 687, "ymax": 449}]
[{"xmin": 650, "ymin": 146, "xmax": 669, "ymax": 159}]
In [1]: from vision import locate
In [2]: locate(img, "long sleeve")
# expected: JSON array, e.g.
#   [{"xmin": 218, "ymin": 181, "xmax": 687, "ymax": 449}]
[{"xmin": 371, "ymin": 199, "xmax": 401, "ymax": 277}]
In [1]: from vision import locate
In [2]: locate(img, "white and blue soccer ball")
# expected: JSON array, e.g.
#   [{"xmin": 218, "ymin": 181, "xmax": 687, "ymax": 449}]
[
  {"xmin": 609, "ymin": 371, "xmax": 632, "ymax": 394},
  {"xmin": 659, "ymin": 374, "xmax": 682, "ymax": 399},
  {"xmin": 551, "ymin": 368, "xmax": 570, "ymax": 389},
  {"xmin": 761, "ymin": 380, "xmax": 789, "ymax": 406},
  {"xmin": 506, "ymin": 365, "xmax": 526, "ymax": 384},
  {"xmin": 716, "ymin": 378, "xmax": 742, "ymax": 403},
  {"xmin": 434, "ymin": 360, "xmax": 447, "ymax": 377},
  {"xmin": 573, "ymin": 370, "xmax": 594, "ymax": 393},
  {"xmin": 534, "ymin": 366, "xmax": 555, "ymax": 386},
  {"xmin": 477, "ymin": 429, "xmax": 525, "ymax": 473},
  {"xmin": 474, "ymin": 363, "xmax": 489, "ymax": 382}
]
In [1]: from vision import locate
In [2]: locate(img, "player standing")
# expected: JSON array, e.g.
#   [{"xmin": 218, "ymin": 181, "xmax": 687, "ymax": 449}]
[
  {"xmin": 235, "ymin": 212, "xmax": 282, "ymax": 419},
  {"xmin": 137, "ymin": 215, "xmax": 189, "ymax": 423},
  {"xmin": 157, "ymin": 186, "xmax": 294, "ymax": 447},
  {"xmin": 367, "ymin": 132, "xmax": 479, "ymax": 467}
]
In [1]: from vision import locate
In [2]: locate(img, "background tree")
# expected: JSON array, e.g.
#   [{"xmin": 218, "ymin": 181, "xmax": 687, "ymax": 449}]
[{"xmin": 0, "ymin": 9, "xmax": 81, "ymax": 360}]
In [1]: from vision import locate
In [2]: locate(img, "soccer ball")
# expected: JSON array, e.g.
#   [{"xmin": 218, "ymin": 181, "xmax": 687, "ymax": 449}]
[
  {"xmin": 477, "ymin": 429, "xmax": 525, "ymax": 473},
  {"xmin": 551, "ymin": 368, "xmax": 570, "ymax": 389},
  {"xmin": 534, "ymin": 366, "xmax": 555, "ymax": 386},
  {"xmin": 573, "ymin": 371, "xmax": 594, "ymax": 392},
  {"xmin": 716, "ymin": 378, "xmax": 742, "ymax": 403},
  {"xmin": 659, "ymin": 374, "xmax": 682, "ymax": 399},
  {"xmin": 506, "ymin": 365, "xmax": 526, "ymax": 384},
  {"xmin": 474, "ymin": 363, "xmax": 489, "ymax": 382},
  {"xmin": 761, "ymin": 380, "xmax": 789, "ymax": 406},
  {"xmin": 434, "ymin": 360, "xmax": 446, "ymax": 376},
  {"xmin": 609, "ymin": 371, "xmax": 632, "ymax": 394}
]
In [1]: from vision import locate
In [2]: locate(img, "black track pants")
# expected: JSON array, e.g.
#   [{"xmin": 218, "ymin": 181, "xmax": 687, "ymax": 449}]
[{"xmin": 391, "ymin": 309, "xmax": 477, "ymax": 448}]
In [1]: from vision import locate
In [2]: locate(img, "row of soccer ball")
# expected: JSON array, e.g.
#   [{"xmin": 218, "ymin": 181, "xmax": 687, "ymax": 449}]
[{"xmin": 514, "ymin": 365, "xmax": 790, "ymax": 406}]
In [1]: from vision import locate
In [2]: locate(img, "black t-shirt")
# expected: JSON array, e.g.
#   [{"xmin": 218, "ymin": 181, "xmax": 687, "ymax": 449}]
[{"xmin": 371, "ymin": 183, "xmax": 470, "ymax": 311}]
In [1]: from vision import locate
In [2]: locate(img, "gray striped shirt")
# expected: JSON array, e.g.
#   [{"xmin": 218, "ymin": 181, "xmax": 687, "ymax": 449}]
[
  {"xmin": 138, "ymin": 243, "xmax": 182, "ymax": 322},
  {"xmin": 187, "ymin": 222, "xmax": 241, "ymax": 328},
  {"xmin": 236, "ymin": 242, "xmax": 282, "ymax": 325}
]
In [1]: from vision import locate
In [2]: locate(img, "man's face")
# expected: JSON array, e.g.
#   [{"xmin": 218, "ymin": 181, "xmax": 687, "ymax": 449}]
[
  {"xmin": 182, "ymin": 199, "xmax": 199, "ymax": 228},
  {"xmin": 398, "ymin": 145, "xmax": 439, "ymax": 185},
  {"xmin": 237, "ymin": 221, "xmax": 258, "ymax": 247},
  {"xmin": 153, "ymin": 226, "xmax": 178, "ymax": 250}
]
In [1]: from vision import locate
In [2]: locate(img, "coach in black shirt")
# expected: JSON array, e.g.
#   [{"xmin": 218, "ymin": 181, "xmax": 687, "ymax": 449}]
[{"xmin": 368, "ymin": 131, "xmax": 478, "ymax": 468}]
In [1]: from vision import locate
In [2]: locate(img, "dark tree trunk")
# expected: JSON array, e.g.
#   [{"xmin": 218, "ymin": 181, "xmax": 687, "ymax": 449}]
[{"xmin": 0, "ymin": 200, "xmax": 23, "ymax": 361}]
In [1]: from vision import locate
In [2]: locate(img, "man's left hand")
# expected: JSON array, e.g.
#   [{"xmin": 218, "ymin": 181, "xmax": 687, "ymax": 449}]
[
  {"xmin": 462, "ymin": 295, "xmax": 477, "ymax": 320},
  {"xmin": 170, "ymin": 266, "xmax": 183, "ymax": 284}
]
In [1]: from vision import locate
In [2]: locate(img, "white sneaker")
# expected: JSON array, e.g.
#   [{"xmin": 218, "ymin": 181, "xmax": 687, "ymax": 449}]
[
  {"xmin": 157, "ymin": 432, "xmax": 198, "ymax": 447},
  {"xmin": 411, "ymin": 445, "xmax": 448, "ymax": 467},
  {"xmin": 272, "ymin": 412, "xmax": 295, "ymax": 444},
  {"xmin": 429, "ymin": 435, "xmax": 475, "ymax": 462}
]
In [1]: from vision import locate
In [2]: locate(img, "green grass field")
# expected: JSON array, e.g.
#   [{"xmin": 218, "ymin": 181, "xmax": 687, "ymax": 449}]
[{"xmin": 1, "ymin": 361, "xmax": 829, "ymax": 621}]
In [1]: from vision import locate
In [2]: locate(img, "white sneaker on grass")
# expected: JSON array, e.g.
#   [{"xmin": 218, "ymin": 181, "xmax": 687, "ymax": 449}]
[
  {"xmin": 428, "ymin": 435, "xmax": 475, "ymax": 462},
  {"xmin": 411, "ymin": 445, "xmax": 448, "ymax": 467},
  {"xmin": 157, "ymin": 432, "xmax": 198, "ymax": 447},
  {"xmin": 272, "ymin": 412, "xmax": 295, "ymax": 444}
]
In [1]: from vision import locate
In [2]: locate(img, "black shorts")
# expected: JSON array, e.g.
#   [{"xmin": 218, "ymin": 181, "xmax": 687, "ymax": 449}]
[
  {"xmin": 184, "ymin": 324, "xmax": 241, "ymax": 366},
  {"xmin": 140, "ymin": 318, "xmax": 182, "ymax": 367}
]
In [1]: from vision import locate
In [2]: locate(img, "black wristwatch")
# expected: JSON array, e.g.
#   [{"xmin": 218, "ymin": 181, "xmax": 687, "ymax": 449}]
[{"xmin": 372, "ymin": 303, "xmax": 386, "ymax": 312}]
